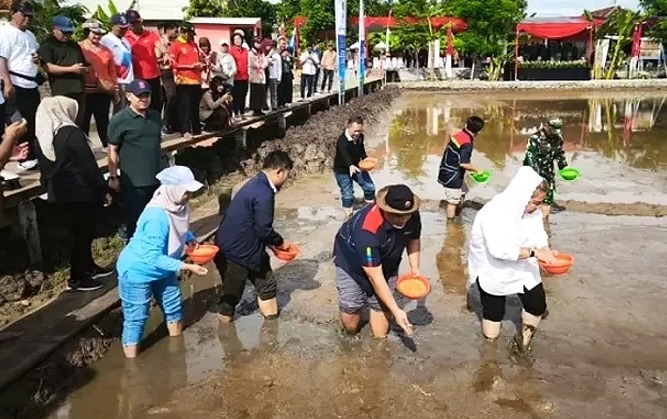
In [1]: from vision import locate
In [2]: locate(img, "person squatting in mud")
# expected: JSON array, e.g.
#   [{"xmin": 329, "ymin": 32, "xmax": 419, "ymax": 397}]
[
  {"xmin": 523, "ymin": 117, "xmax": 569, "ymax": 219},
  {"xmin": 333, "ymin": 115, "xmax": 376, "ymax": 218},
  {"xmin": 333, "ymin": 184, "xmax": 420, "ymax": 337},
  {"xmin": 213, "ymin": 151, "xmax": 294, "ymax": 323},
  {"xmin": 467, "ymin": 167, "xmax": 559, "ymax": 351},
  {"xmin": 115, "ymin": 166, "xmax": 209, "ymax": 359},
  {"xmin": 437, "ymin": 116, "xmax": 485, "ymax": 220}
]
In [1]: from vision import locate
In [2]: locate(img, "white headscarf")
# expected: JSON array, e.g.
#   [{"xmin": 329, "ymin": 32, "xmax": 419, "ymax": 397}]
[
  {"xmin": 145, "ymin": 166, "xmax": 204, "ymax": 255},
  {"xmin": 35, "ymin": 96, "xmax": 80, "ymax": 162},
  {"xmin": 467, "ymin": 167, "xmax": 549, "ymax": 295},
  {"xmin": 146, "ymin": 185, "xmax": 191, "ymax": 255}
]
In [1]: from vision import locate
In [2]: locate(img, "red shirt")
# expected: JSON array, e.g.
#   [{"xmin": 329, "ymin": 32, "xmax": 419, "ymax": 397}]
[
  {"xmin": 229, "ymin": 45, "xmax": 249, "ymax": 81},
  {"xmin": 125, "ymin": 29, "xmax": 160, "ymax": 80},
  {"xmin": 169, "ymin": 37, "xmax": 201, "ymax": 85}
]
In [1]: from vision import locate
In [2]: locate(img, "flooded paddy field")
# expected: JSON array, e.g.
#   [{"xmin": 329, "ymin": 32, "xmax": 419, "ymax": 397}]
[{"xmin": 12, "ymin": 90, "xmax": 667, "ymax": 419}]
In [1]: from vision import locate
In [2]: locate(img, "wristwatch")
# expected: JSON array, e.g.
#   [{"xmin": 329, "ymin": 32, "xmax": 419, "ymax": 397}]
[{"xmin": 529, "ymin": 248, "xmax": 536, "ymax": 258}]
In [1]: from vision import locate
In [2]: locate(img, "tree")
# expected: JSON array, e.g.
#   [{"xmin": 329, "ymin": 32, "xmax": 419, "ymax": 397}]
[
  {"xmin": 224, "ymin": 0, "xmax": 277, "ymax": 37},
  {"xmin": 640, "ymin": 0, "xmax": 667, "ymax": 42},
  {"xmin": 32, "ymin": 0, "xmax": 89, "ymax": 43},
  {"xmin": 595, "ymin": 8, "xmax": 643, "ymax": 79},
  {"xmin": 277, "ymin": 0, "xmax": 300, "ymax": 28},
  {"xmin": 183, "ymin": 0, "xmax": 224, "ymax": 19},
  {"xmin": 299, "ymin": 0, "xmax": 334, "ymax": 44}
]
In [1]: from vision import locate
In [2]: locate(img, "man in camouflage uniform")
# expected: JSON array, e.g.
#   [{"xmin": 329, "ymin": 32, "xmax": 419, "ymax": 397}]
[{"xmin": 523, "ymin": 117, "xmax": 568, "ymax": 217}]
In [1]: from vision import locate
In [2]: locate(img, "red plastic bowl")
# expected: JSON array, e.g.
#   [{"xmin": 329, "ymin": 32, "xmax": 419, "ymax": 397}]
[
  {"xmin": 185, "ymin": 244, "xmax": 219, "ymax": 265},
  {"xmin": 396, "ymin": 274, "xmax": 431, "ymax": 299},
  {"xmin": 358, "ymin": 157, "xmax": 378, "ymax": 171},
  {"xmin": 539, "ymin": 253, "xmax": 575, "ymax": 276},
  {"xmin": 271, "ymin": 243, "xmax": 301, "ymax": 261}
]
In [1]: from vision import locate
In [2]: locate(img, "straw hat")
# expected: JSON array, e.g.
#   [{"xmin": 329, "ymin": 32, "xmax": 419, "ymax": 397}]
[{"xmin": 376, "ymin": 184, "xmax": 420, "ymax": 215}]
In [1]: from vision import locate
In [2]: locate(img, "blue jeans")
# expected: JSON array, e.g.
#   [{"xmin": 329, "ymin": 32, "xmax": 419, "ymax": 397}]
[
  {"xmin": 335, "ymin": 171, "xmax": 376, "ymax": 208},
  {"xmin": 118, "ymin": 273, "xmax": 183, "ymax": 347}
]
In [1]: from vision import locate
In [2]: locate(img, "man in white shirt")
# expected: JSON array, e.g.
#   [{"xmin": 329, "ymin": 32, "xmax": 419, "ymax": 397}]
[
  {"xmin": 299, "ymin": 46, "xmax": 319, "ymax": 99},
  {"xmin": 100, "ymin": 13, "xmax": 133, "ymax": 114},
  {"xmin": 0, "ymin": 0, "xmax": 42, "ymax": 171},
  {"xmin": 266, "ymin": 40, "xmax": 282, "ymax": 111}
]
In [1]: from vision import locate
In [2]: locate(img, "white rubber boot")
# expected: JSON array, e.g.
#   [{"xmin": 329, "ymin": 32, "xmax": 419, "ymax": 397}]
[
  {"xmin": 482, "ymin": 319, "xmax": 501, "ymax": 341},
  {"xmin": 517, "ymin": 310, "xmax": 542, "ymax": 350}
]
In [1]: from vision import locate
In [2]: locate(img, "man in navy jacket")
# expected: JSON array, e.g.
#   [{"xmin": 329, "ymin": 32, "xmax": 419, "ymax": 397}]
[{"xmin": 214, "ymin": 151, "xmax": 293, "ymax": 322}]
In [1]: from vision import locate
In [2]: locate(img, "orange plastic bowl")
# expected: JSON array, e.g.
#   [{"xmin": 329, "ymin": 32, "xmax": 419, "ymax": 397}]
[
  {"xmin": 358, "ymin": 157, "xmax": 378, "ymax": 171},
  {"xmin": 539, "ymin": 253, "xmax": 575, "ymax": 276},
  {"xmin": 396, "ymin": 274, "xmax": 431, "ymax": 299},
  {"xmin": 185, "ymin": 244, "xmax": 220, "ymax": 265},
  {"xmin": 271, "ymin": 243, "xmax": 301, "ymax": 261}
]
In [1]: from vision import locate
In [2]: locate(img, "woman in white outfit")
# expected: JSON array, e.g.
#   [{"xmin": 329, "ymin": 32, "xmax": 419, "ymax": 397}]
[{"xmin": 468, "ymin": 166, "xmax": 559, "ymax": 351}]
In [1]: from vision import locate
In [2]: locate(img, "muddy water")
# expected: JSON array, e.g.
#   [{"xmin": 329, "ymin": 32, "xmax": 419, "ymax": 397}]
[
  {"xmin": 371, "ymin": 91, "xmax": 667, "ymax": 207},
  {"xmin": 45, "ymin": 92, "xmax": 667, "ymax": 419}
]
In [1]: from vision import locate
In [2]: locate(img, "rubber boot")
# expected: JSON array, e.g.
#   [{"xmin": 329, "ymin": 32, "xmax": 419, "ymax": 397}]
[
  {"xmin": 482, "ymin": 319, "xmax": 501, "ymax": 341},
  {"xmin": 515, "ymin": 310, "xmax": 541, "ymax": 351}
]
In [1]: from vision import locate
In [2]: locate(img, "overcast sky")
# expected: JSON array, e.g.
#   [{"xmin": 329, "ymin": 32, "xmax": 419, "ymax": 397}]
[{"xmin": 526, "ymin": 0, "xmax": 640, "ymax": 16}]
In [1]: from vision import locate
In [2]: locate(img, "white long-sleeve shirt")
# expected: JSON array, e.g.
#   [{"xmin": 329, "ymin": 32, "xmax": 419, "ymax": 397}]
[
  {"xmin": 214, "ymin": 52, "xmax": 237, "ymax": 85},
  {"xmin": 468, "ymin": 167, "xmax": 549, "ymax": 296},
  {"xmin": 299, "ymin": 51, "xmax": 319, "ymax": 75},
  {"xmin": 267, "ymin": 49, "xmax": 282, "ymax": 81}
]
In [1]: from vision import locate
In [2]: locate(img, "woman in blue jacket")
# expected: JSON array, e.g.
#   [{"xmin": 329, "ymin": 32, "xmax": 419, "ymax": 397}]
[{"xmin": 116, "ymin": 166, "xmax": 208, "ymax": 358}]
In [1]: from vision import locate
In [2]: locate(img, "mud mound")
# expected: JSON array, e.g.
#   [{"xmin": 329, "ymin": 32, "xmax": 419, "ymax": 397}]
[{"xmin": 240, "ymin": 87, "xmax": 402, "ymax": 183}]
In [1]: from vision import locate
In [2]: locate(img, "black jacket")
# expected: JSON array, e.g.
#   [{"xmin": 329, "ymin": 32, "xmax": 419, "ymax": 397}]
[
  {"xmin": 37, "ymin": 126, "xmax": 107, "ymax": 204},
  {"xmin": 333, "ymin": 131, "xmax": 367, "ymax": 174}
]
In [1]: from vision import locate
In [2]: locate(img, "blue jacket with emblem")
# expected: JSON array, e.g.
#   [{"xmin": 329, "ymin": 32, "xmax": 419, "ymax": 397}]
[{"xmin": 215, "ymin": 172, "xmax": 284, "ymax": 270}]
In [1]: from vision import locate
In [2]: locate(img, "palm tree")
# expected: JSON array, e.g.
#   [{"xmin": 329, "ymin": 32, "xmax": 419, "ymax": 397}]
[{"xmin": 31, "ymin": 0, "xmax": 89, "ymax": 42}]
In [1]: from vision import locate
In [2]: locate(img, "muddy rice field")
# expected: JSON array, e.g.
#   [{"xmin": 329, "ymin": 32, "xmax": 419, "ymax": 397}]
[{"xmin": 2, "ymin": 89, "xmax": 667, "ymax": 419}]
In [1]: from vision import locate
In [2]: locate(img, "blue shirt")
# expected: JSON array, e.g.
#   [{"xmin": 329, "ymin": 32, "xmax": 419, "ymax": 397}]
[
  {"xmin": 215, "ymin": 172, "xmax": 284, "ymax": 271},
  {"xmin": 333, "ymin": 204, "xmax": 421, "ymax": 294},
  {"xmin": 116, "ymin": 207, "xmax": 195, "ymax": 282},
  {"xmin": 438, "ymin": 129, "xmax": 474, "ymax": 189}
]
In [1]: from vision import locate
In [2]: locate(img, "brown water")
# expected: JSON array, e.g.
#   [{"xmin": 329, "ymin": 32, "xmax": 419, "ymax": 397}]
[{"xmin": 45, "ymin": 91, "xmax": 667, "ymax": 419}]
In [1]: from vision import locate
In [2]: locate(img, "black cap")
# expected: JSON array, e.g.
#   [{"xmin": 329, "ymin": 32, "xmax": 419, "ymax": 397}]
[
  {"xmin": 11, "ymin": 0, "xmax": 34, "ymax": 16},
  {"xmin": 385, "ymin": 185, "xmax": 415, "ymax": 211},
  {"xmin": 180, "ymin": 22, "xmax": 196, "ymax": 34},
  {"xmin": 126, "ymin": 79, "xmax": 151, "ymax": 96}
]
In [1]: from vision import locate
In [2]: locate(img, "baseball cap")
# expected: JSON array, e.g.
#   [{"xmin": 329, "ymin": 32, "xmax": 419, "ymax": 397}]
[
  {"xmin": 126, "ymin": 9, "xmax": 141, "ymax": 24},
  {"xmin": 180, "ymin": 22, "xmax": 196, "ymax": 35},
  {"xmin": 126, "ymin": 79, "xmax": 151, "ymax": 96},
  {"xmin": 156, "ymin": 166, "xmax": 204, "ymax": 192},
  {"xmin": 110, "ymin": 13, "xmax": 130, "ymax": 28},
  {"xmin": 10, "ymin": 0, "xmax": 34, "ymax": 16},
  {"xmin": 52, "ymin": 15, "xmax": 74, "ymax": 33},
  {"xmin": 81, "ymin": 19, "xmax": 107, "ymax": 34},
  {"xmin": 219, "ymin": 39, "xmax": 229, "ymax": 46}
]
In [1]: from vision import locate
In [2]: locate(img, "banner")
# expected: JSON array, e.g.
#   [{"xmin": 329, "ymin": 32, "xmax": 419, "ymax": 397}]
[
  {"xmin": 334, "ymin": 0, "xmax": 347, "ymax": 105},
  {"xmin": 358, "ymin": 0, "xmax": 365, "ymax": 96}
]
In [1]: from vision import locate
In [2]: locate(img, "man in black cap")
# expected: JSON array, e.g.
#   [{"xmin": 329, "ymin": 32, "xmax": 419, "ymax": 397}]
[
  {"xmin": 0, "ymin": 0, "xmax": 41, "ymax": 170},
  {"xmin": 333, "ymin": 184, "xmax": 422, "ymax": 338},
  {"xmin": 107, "ymin": 79, "xmax": 163, "ymax": 240},
  {"xmin": 39, "ymin": 15, "xmax": 89, "ymax": 127}
]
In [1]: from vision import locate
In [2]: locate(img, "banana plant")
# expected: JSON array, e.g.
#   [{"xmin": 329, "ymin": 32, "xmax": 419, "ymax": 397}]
[{"xmin": 597, "ymin": 8, "xmax": 643, "ymax": 79}]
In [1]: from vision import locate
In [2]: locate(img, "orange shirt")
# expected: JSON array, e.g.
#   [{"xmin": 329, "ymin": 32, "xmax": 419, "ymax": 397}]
[
  {"xmin": 79, "ymin": 40, "xmax": 117, "ymax": 93},
  {"xmin": 169, "ymin": 37, "xmax": 201, "ymax": 85},
  {"xmin": 125, "ymin": 29, "xmax": 160, "ymax": 80}
]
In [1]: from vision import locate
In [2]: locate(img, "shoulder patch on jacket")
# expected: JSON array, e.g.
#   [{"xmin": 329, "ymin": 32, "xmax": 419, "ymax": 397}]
[
  {"xmin": 450, "ymin": 130, "xmax": 473, "ymax": 148},
  {"xmin": 361, "ymin": 205, "xmax": 384, "ymax": 234}
]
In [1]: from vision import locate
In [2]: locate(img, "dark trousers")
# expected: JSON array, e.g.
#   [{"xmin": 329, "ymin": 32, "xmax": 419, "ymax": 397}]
[
  {"xmin": 300, "ymin": 74, "xmax": 314, "ymax": 98},
  {"xmin": 249, "ymin": 82, "xmax": 266, "ymax": 113},
  {"xmin": 176, "ymin": 84, "xmax": 201, "ymax": 135},
  {"xmin": 122, "ymin": 183, "xmax": 159, "ymax": 240},
  {"xmin": 146, "ymin": 77, "xmax": 163, "ymax": 114},
  {"xmin": 113, "ymin": 84, "xmax": 129, "ymax": 115},
  {"xmin": 278, "ymin": 76, "xmax": 293, "ymax": 106},
  {"xmin": 321, "ymin": 69, "xmax": 334, "ymax": 92},
  {"xmin": 313, "ymin": 68, "xmax": 320, "ymax": 92},
  {"xmin": 5, "ymin": 86, "xmax": 40, "ymax": 160},
  {"xmin": 81, "ymin": 93, "xmax": 112, "ymax": 147},
  {"xmin": 202, "ymin": 107, "xmax": 230, "ymax": 131},
  {"xmin": 477, "ymin": 279, "xmax": 547, "ymax": 322},
  {"xmin": 59, "ymin": 201, "xmax": 97, "ymax": 284},
  {"xmin": 0, "ymin": 103, "xmax": 5, "ymax": 138},
  {"xmin": 161, "ymin": 70, "xmax": 179, "ymax": 131},
  {"xmin": 232, "ymin": 80, "xmax": 248, "ymax": 115},
  {"xmin": 214, "ymin": 252, "xmax": 276, "ymax": 317}
]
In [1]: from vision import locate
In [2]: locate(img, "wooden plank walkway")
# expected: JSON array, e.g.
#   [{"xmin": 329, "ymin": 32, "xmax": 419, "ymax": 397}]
[{"xmin": 2, "ymin": 76, "xmax": 383, "ymax": 210}]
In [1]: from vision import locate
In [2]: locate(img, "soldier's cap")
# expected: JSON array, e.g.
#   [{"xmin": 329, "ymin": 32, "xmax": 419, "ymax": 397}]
[{"xmin": 547, "ymin": 117, "xmax": 563, "ymax": 130}]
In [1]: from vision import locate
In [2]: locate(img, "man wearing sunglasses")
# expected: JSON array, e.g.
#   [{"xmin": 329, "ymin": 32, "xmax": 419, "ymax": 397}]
[{"xmin": 107, "ymin": 79, "xmax": 163, "ymax": 240}]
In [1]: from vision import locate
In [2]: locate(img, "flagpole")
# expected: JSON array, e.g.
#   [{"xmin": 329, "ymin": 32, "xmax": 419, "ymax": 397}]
[{"xmin": 358, "ymin": 0, "xmax": 365, "ymax": 96}]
